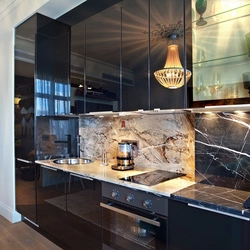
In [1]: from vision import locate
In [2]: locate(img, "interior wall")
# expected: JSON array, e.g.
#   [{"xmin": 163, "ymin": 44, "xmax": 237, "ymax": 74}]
[
  {"xmin": 0, "ymin": 0, "xmax": 86, "ymax": 223},
  {"xmin": 0, "ymin": 0, "xmax": 47, "ymax": 224}
]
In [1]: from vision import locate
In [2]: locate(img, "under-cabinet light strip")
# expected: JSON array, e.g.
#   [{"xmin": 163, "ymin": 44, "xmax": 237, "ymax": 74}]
[{"xmin": 205, "ymin": 104, "xmax": 250, "ymax": 111}]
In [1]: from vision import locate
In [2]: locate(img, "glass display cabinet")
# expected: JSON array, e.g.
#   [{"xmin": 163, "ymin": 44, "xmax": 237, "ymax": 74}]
[{"xmin": 192, "ymin": 0, "xmax": 250, "ymax": 105}]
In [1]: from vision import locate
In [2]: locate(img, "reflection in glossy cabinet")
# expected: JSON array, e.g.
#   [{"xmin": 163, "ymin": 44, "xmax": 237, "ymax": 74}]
[
  {"xmin": 66, "ymin": 175, "xmax": 102, "ymax": 249},
  {"xmin": 37, "ymin": 167, "xmax": 102, "ymax": 249},
  {"xmin": 37, "ymin": 166, "xmax": 69, "ymax": 248},
  {"xmin": 15, "ymin": 13, "xmax": 71, "ymax": 226},
  {"xmin": 59, "ymin": 0, "xmax": 192, "ymax": 112}
]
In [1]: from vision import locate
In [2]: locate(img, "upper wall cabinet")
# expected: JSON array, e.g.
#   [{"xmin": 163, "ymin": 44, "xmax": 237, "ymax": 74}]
[
  {"xmin": 192, "ymin": 0, "xmax": 250, "ymax": 105},
  {"xmin": 59, "ymin": 0, "xmax": 192, "ymax": 113},
  {"xmin": 15, "ymin": 14, "xmax": 71, "ymax": 116},
  {"xmin": 35, "ymin": 16, "xmax": 71, "ymax": 116}
]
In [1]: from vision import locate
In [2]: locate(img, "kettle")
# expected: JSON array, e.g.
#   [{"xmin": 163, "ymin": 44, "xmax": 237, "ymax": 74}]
[
  {"xmin": 117, "ymin": 142, "xmax": 134, "ymax": 159},
  {"xmin": 117, "ymin": 142, "xmax": 136, "ymax": 170},
  {"xmin": 111, "ymin": 142, "xmax": 137, "ymax": 170}
]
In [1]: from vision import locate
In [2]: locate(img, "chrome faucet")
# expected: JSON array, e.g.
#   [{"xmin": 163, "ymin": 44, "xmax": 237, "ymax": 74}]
[{"xmin": 76, "ymin": 135, "xmax": 84, "ymax": 158}]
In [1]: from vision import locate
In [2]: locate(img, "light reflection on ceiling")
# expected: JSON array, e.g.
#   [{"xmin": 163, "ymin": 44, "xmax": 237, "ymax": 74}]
[
  {"xmin": 15, "ymin": 0, "xmax": 192, "ymax": 81},
  {"xmin": 70, "ymin": 0, "xmax": 191, "ymax": 72}
]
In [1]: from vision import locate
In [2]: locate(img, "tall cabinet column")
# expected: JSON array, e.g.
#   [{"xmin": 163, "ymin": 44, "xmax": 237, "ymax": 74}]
[{"xmin": 15, "ymin": 13, "xmax": 71, "ymax": 227}]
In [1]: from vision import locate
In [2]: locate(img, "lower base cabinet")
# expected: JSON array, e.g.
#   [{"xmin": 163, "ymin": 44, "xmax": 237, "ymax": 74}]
[
  {"xmin": 168, "ymin": 200, "xmax": 250, "ymax": 250},
  {"xmin": 37, "ymin": 165, "xmax": 102, "ymax": 249},
  {"xmin": 37, "ymin": 166, "xmax": 69, "ymax": 247},
  {"xmin": 66, "ymin": 174, "xmax": 102, "ymax": 250}
]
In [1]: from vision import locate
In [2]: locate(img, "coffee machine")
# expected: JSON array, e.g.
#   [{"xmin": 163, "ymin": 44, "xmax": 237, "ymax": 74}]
[{"xmin": 111, "ymin": 142, "xmax": 136, "ymax": 170}]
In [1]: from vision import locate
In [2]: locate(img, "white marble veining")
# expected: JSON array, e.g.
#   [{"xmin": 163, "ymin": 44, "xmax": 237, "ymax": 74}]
[
  {"xmin": 195, "ymin": 112, "xmax": 250, "ymax": 191},
  {"xmin": 79, "ymin": 113, "xmax": 195, "ymax": 180},
  {"xmin": 36, "ymin": 159, "xmax": 195, "ymax": 197}
]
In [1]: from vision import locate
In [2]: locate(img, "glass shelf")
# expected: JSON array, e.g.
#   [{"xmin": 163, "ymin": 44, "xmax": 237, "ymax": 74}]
[
  {"xmin": 192, "ymin": 3, "xmax": 250, "ymax": 29},
  {"xmin": 192, "ymin": 1, "xmax": 250, "ymax": 104},
  {"xmin": 193, "ymin": 53, "xmax": 249, "ymax": 68}
]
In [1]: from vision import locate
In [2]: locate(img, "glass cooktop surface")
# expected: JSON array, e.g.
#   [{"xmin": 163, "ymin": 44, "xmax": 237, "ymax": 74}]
[{"xmin": 120, "ymin": 170, "xmax": 186, "ymax": 186}]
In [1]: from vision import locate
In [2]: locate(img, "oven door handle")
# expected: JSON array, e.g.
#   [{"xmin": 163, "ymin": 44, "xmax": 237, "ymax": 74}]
[{"xmin": 100, "ymin": 202, "xmax": 160, "ymax": 227}]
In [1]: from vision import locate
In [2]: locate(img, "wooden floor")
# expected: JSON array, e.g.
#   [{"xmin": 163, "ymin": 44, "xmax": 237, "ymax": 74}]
[{"xmin": 0, "ymin": 214, "xmax": 62, "ymax": 250}]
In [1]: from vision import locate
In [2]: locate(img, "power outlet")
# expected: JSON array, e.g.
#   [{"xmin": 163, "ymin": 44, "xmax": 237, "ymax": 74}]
[
  {"xmin": 121, "ymin": 140, "xmax": 139, "ymax": 157},
  {"xmin": 42, "ymin": 134, "xmax": 49, "ymax": 141}
]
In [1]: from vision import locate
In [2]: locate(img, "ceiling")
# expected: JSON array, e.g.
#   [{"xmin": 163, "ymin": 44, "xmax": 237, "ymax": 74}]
[{"xmin": 15, "ymin": 0, "xmax": 192, "ymax": 84}]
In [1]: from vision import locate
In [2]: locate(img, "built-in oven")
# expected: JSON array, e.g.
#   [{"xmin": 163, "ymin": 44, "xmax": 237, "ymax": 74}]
[{"xmin": 101, "ymin": 181, "xmax": 168, "ymax": 250}]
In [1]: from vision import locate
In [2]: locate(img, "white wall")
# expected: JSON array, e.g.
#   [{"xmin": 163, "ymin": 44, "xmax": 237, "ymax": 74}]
[{"xmin": 0, "ymin": 0, "xmax": 85, "ymax": 223}]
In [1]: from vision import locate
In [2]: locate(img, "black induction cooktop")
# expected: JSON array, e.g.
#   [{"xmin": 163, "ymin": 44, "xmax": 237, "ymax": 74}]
[{"xmin": 120, "ymin": 170, "xmax": 186, "ymax": 186}]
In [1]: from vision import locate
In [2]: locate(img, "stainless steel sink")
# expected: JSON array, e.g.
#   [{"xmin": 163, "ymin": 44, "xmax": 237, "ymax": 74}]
[{"xmin": 53, "ymin": 158, "xmax": 93, "ymax": 165}]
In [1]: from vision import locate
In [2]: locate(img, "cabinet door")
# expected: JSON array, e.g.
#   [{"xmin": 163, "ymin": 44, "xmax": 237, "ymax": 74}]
[
  {"xmin": 69, "ymin": 1, "xmax": 121, "ymax": 114},
  {"xmin": 168, "ymin": 200, "xmax": 250, "ymax": 250},
  {"xmin": 121, "ymin": 0, "xmax": 149, "ymax": 111},
  {"xmin": 150, "ymin": 0, "xmax": 192, "ymax": 110},
  {"xmin": 68, "ymin": 0, "xmax": 192, "ymax": 112},
  {"xmin": 85, "ymin": 7, "xmax": 121, "ymax": 112},
  {"xmin": 35, "ymin": 17, "xmax": 71, "ymax": 116},
  {"xmin": 66, "ymin": 175, "xmax": 102, "ymax": 249},
  {"xmin": 16, "ymin": 161, "xmax": 38, "ymax": 224},
  {"xmin": 192, "ymin": 1, "xmax": 250, "ymax": 105},
  {"xmin": 37, "ymin": 165, "xmax": 69, "ymax": 248},
  {"xmin": 15, "ymin": 13, "xmax": 71, "ymax": 226}
]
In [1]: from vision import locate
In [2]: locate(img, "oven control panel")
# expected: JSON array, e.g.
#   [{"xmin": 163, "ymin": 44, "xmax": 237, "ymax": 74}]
[{"xmin": 102, "ymin": 182, "xmax": 168, "ymax": 216}]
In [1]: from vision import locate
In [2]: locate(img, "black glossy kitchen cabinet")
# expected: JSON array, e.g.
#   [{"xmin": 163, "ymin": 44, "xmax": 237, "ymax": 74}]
[
  {"xmin": 58, "ymin": 0, "xmax": 192, "ymax": 113},
  {"xmin": 66, "ymin": 174, "xmax": 102, "ymax": 249},
  {"xmin": 15, "ymin": 13, "xmax": 71, "ymax": 225},
  {"xmin": 35, "ymin": 16, "xmax": 71, "ymax": 116},
  {"xmin": 168, "ymin": 200, "xmax": 250, "ymax": 250},
  {"xmin": 36, "ymin": 165, "xmax": 69, "ymax": 248},
  {"xmin": 37, "ymin": 167, "xmax": 102, "ymax": 249}
]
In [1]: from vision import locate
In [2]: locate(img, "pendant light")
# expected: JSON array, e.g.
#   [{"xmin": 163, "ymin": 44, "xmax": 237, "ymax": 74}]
[
  {"xmin": 154, "ymin": 34, "xmax": 192, "ymax": 89},
  {"xmin": 147, "ymin": 21, "xmax": 192, "ymax": 89}
]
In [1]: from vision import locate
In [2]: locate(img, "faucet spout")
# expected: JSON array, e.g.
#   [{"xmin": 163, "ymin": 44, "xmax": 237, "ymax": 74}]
[
  {"xmin": 66, "ymin": 134, "xmax": 71, "ymax": 155},
  {"xmin": 76, "ymin": 135, "xmax": 83, "ymax": 158}
]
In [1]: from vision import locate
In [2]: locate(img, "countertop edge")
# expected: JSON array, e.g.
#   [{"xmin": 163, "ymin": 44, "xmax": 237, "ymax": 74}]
[
  {"xmin": 35, "ymin": 159, "xmax": 250, "ymax": 220},
  {"xmin": 171, "ymin": 184, "xmax": 250, "ymax": 220}
]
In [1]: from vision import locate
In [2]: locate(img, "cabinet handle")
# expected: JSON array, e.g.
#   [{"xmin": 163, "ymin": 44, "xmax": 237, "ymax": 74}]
[
  {"xmin": 100, "ymin": 202, "xmax": 160, "ymax": 227},
  {"xmin": 24, "ymin": 217, "xmax": 39, "ymax": 227},
  {"xmin": 16, "ymin": 158, "xmax": 33, "ymax": 164},
  {"xmin": 70, "ymin": 173, "xmax": 93, "ymax": 181},
  {"xmin": 40, "ymin": 165, "xmax": 57, "ymax": 171},
  {"xmin": 188, "ymin": 203, "xmax": 250, "ymax": 221}
]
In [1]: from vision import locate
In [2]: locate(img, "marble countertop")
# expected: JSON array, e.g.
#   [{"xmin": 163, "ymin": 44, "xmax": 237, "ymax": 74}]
[
  {"xmin": 35, "ymin": 159, "xmax": 250, "ymax": 220},
  {"xmin": 35, "ymin": 159, "xmax": 195, "ymax": 197},
  {"xmin": 171, "ymin": 183, "xmax": 250, "ymax": 220}
]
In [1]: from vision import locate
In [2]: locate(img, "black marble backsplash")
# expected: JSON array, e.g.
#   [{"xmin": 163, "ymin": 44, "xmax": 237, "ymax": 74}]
[{"xmin": 195, "ymin": 112, "xmax": 250, "ymax": 191}]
